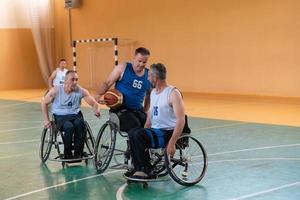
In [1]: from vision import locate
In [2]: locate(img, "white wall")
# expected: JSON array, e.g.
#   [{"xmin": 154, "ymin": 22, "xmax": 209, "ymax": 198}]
[
  {"xmin": 0, "ymin": 0, "xmax": 54, "ymax": 29},
  {"xmin": 0, "ymin": 0, "xmax": 30, "ymax": 28}
]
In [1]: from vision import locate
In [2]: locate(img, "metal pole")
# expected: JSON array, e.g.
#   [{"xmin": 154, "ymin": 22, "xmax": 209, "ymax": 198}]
[
  {"xmin": 68, "ymin": 8, "xmax": 73, "ymax": 47},
  {"xmin": 72, "ymin": 41, "xmax": 77, "ymax": 71}
]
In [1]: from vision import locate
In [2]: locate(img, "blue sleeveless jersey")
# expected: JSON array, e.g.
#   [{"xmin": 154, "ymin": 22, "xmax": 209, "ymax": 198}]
[{"xmin": 115, "ymin": 63, "xmax": 151, "ymax": 110}]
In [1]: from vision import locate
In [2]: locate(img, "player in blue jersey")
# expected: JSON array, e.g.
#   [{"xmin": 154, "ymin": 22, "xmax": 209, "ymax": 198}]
[{"xmin": 96, "ymin": 47, "xmax": 151, "ymax": 132}]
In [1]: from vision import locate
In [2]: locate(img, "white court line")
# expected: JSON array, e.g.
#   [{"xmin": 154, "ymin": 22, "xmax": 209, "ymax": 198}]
[
  {"xmin": 115, "ymin": 157, "xmax": 300, "ymax": 200},
  {"xmin": 229, "ymin": 181, "xmax": 300, "ymax": 200},
  {"xmin": 0, "ymin": 96, "xmax": 41, "ymax": 107},
  {"xmin": 3, "ymin": 142, "xmax": 300, "ymax": 160},
  {"xmin": 115, "ymin": 142, "xmax": 300, "ymax": 200},
  {"xmin": 0, "ymin": 152, "xmax": 35, "ymax": 159},
  {"xmin": 0, "ymin": 139, "xmax": 39, "ymax": 145},
  {"xmin": 0, "ymin": 126, "xmax": 42, "ymax": 134},
  {"xmin": 1, "ymin": 111, "xmax": 40, "ymax": 119},
  {"xmin": 0, "ymin": 101, "xmax": 33, "ymax": 109},
  {"xmin": 0, "ymin": 121, "xmax": 43, "ymax": 124},
  {"xmin": 209, "ymin": 157, "xmax": 300, "ymax": 164},
  {"xmin": 193, "ymin": 122, "xmax": 247, "ymax": 131},
  {"xmin": 4, "ymin": 170, "xmax": 123, "ymax": 200},
  {"xmin": 0, "ymin": 118, "xmax": 100, "ymax": 125},
  {"xmin": 208, "ymin": 143, "xmax": 300, "ymax": 156},
  {"xmin": 116, "ymin": 183, "xmax": 128, "ymax": 200}
]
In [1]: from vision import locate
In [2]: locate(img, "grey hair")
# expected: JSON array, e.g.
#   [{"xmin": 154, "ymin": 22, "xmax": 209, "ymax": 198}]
[
  {"xmin": 150, "ymin": 63, "xmax": 167, "ymax": 80},
  {"xmin": 65, "ymin": 70, "xmax": 77, "ymax": 77}
]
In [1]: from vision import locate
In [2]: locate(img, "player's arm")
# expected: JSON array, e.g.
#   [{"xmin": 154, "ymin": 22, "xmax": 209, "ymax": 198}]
[
  {"xmin": 143, "ymin": 89, "xmax": 151, "ymax": 112},
  {"xmin": 166, "ymin": 89, "xmax": 185, "ymax": 156},
  {"xmin": 41, "ymin": 88, "xmax": 56, "ymax": 127},
  {"xmin": 82, "ymin": 87, "xmax": 101, "ymax": 117},
  {"xmin": 144, "ymin": 110, "xmax": 151, "ymax": 128},
  {"xmin": 48, "ymin": 70, "xmax": 57, "ymax": 89},
  {"xmin": 96, "ymin": 63, "xmax": 126, "ymax": 101}
]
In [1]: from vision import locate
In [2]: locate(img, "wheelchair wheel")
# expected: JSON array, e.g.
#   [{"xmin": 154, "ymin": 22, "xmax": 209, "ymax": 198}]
[
  {"xmin": 84, "ymin": 121, "xmax": 95, "ymax": 155},
  {"xmin": 165, "ymin": 135, "xmax": 207, "ymax": 186},
  {"xmin": 94, "ymin": 121, "xmax": 116, "ymax": 173},
  {"xmin": 39, "ymin": 124, "xmax": 54, "ymax": 163}
]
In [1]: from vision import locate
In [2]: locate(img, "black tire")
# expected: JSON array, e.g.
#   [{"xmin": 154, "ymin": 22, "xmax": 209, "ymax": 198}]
[
  {"xmin": 165, "ymin": 135, "xmax": 207, "ymax": 186},
  {"xmin": 94, "ymin": 121, "xmax": 116, "ymax": 173},
  {"xmin": 39, "ymin": 124, "xmax": 54, "ymax": 163},
  {"xmin": 84, "ymin": 121, "xmax": 95, "ymax": 155}
]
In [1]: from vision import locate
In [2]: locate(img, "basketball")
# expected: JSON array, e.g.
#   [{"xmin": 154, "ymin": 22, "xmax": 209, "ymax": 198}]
[{"xmin": 103, "ymin": 89, "xmax": 123, "ymax": 109}]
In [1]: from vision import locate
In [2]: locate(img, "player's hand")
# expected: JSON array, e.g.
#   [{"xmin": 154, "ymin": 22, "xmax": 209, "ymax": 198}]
[
  {"xmin": 167, "ymin": 143, "xmax": 176, "ymax": 157},
  {"xmin": 94, "ymin": 108, "xmax": 101, "ymax": 118},
  {"xmin": 95, "ymin": 95, "xmax": 104, "ymax": 104},
  {"xmin": 98, "ymin": 99, "xmax": 107, "ymax": 105},
  {"xmin": 44, "ymin": 120, "xmax": 51, "ymax": 128}
]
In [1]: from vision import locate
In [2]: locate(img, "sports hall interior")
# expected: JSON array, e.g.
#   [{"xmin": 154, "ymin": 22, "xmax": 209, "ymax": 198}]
[{"xmin": 1, "ymin": 0, "xmax": 300, "ymax": 200}]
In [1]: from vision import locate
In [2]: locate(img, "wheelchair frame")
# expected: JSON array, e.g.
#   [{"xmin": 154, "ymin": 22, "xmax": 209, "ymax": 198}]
[
  {"xmin": 39, "ymin": 114, "xmax": 95, "ymax": 168},
  {"xmin": 94, "ymin": 111, "xmax": 208, "ymax": 186}
]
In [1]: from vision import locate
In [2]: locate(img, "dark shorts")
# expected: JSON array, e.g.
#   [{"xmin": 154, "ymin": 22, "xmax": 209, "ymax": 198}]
[{"xmin": 111, "ymin": 107, "xmax": 147, "ymax": 132}]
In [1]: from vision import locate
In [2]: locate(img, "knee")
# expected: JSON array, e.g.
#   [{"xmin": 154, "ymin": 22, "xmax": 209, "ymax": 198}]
[
  {"xmin": 128, "ymin": 128, "xmax": 141, "ymax": 140},
  {"xmin": 73, "ymin": 118, "xmax": 85, "ymax": 129},
  {"xmin": 132, "ymin": 129, "xmax": 148, "ymax": 143},
  {"xmin": 63, "ymin": 121, "xmax": 74, "ymax": 133}
]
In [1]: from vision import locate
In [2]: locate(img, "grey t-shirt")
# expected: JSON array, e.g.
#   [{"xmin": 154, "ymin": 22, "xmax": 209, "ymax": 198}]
[{"xmin": 51, "ymin": 85, "xmax": 83, "ymax": 115}]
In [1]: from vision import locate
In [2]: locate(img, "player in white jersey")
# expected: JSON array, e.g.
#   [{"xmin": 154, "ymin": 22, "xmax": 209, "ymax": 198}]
[
  {"xmin": 128, "ymin": 63, "xmax": 186, "ymax": 179},
  {"xmin": 48, "ymin": 59, "xmax": 68, "ymax": 89}
]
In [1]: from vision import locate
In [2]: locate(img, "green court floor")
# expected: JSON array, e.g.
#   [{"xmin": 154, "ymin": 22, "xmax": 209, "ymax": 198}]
[{"xmin": 1, "ymin": 99, "xmax": 300, "ymax": 200}]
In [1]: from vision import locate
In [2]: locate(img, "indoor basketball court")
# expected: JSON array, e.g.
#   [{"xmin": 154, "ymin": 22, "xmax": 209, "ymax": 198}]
[{"xmin": 1, "ymin": 0, "xmax": 300, "ymax": 200}]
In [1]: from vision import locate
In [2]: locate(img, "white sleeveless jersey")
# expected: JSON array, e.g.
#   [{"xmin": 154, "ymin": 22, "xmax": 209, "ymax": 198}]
[
  {"xmin": 150, "ymin": 86, "xmax": 177, "ymax": 130},
  {"xmin": 53, "ymin": 68, "xmax": 68, "ymax": 86}
]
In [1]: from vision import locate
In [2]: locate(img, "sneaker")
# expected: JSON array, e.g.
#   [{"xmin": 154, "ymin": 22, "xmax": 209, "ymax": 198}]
[{"xmin": 130, "ymin": 171, "xmax": 149, "ymax": 180}]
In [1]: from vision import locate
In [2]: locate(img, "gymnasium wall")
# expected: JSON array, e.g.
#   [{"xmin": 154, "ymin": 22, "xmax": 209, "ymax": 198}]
[
  {"xmin": 54, "ymin": 0, "xmax": 300, "ymax": 97},
  {"xmin": 0, "ymin": 0, "xmax": 45, "ymax": 90}
]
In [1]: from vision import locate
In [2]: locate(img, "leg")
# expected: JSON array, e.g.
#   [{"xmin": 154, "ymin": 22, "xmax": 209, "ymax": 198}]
[
  {"xmin": 61, "ymin": 121, "xmax": 74, "ymax": 159},
  {"xmin": 133, "ymin": 110, "xmax": 147, "ymax": 127},
  {"xmin": 128, "ymin": 128, "xmax": 151, "ymax": 174},
  {"xmin": 73, "ymin": 117, "xmax": 86, "ymax": 158},
  {"xmin": 118, "ymin": 110, "xmax": 142, "ymax": 132}
]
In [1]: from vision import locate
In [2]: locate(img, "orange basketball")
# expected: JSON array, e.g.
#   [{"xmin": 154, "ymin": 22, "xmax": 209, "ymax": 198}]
[{"xmin": 103, "ymin": 89, "xmax": 123, "ymax": 109}]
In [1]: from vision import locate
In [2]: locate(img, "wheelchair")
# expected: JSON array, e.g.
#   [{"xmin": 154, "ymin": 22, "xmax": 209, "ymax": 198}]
[
  {"xmin": 94, "ymin": 111, "xmax": 208, "ymax": 186},
  {"xmin": 39, "ymin": 111, "xmax": 95, "ymax": 168}
]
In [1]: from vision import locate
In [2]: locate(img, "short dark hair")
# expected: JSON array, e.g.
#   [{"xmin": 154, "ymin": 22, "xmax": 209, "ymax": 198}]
[
  {"xmin": 135, "ymin": 47, "xmax": 150, "ymax": 56},
  {"xmin": 59, "ymin": 58, "xmax": 66, "ymax": 63},
  {"xmin": 150, "ymin": 63, "xmax": 167, "ymax": 80},
  {"xmin": 65, "ymin": 70, "xmax": 77, "ymax": 77}
]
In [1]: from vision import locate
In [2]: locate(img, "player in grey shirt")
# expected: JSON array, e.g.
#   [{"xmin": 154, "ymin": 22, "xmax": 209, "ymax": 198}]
[{"xmin": 42, "ymin": 70, "xmax": 101, "ymax": 159}]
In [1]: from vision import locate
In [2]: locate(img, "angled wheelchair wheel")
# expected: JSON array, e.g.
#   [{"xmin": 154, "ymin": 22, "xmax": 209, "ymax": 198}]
[
  {"xmin": 94, "ymin": 121, "xmax": 116, "ymax": 173},
  {"xmin": 84, "ymin": 121, "xmax": 95, "ymax": 155},
  {"xmin": 165, "ymin": 135, "xmax": 208, "ymax": 186},
  {"xmin": 39, "ymin": 123, "xmax": 54, "ymax": 163}
]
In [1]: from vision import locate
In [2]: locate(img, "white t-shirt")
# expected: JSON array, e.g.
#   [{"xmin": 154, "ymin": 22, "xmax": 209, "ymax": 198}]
[
  {"xmin": 53, "ymin": 68, "xmax": 68, "ymax": 86},
  {"xmin": 150, "ymin": 86, "xmax": 177, "ymax": 130}
]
